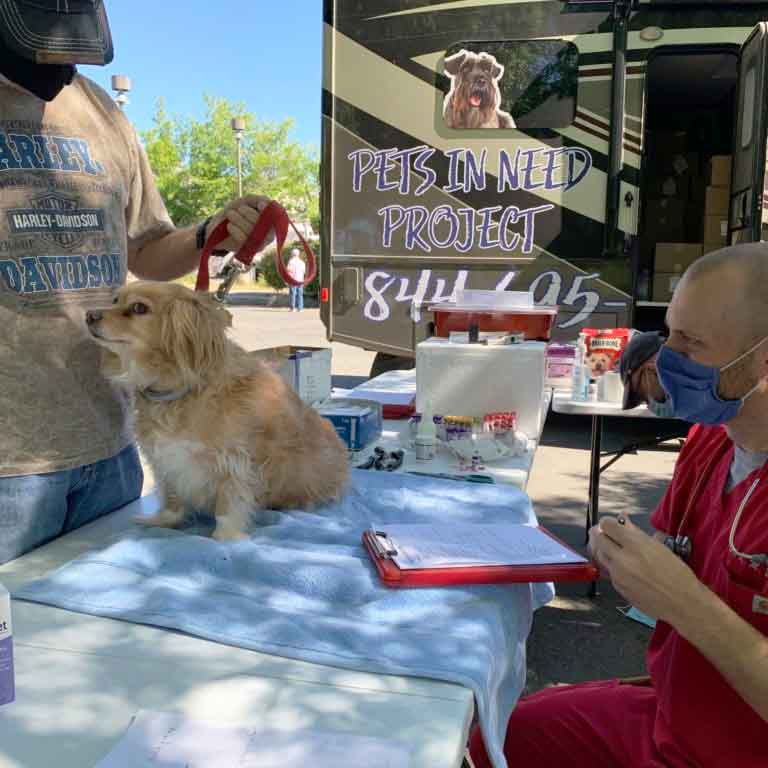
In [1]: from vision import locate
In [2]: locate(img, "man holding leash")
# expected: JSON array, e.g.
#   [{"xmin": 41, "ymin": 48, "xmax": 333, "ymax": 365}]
[
  {"xmin": 0, "ymin": 0, "xmax": 271, "ymax": 564},
  {"xmin": 470, "ymin": 245, "xmax": 768, "ymax": 766}
]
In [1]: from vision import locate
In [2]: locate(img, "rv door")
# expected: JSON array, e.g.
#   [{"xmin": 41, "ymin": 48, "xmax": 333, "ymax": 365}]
[{"xmin": 730, "ymin": 22, "xmax": 768, "ymax": 245}]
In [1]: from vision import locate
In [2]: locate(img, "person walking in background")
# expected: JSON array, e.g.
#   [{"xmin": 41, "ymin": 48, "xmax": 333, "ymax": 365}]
[{"xmin": 286, "ymin": 248, "xmax": 306, "ymax": 312}]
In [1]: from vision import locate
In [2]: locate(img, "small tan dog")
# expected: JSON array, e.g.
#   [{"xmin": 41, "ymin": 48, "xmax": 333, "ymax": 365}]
[{"xmin": 86, "ymin": 281, "xmax": 349, "ymax": 540}]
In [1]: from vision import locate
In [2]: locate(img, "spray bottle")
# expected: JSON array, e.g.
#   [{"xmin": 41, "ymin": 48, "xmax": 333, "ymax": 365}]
[{"xmin": 0, "ymin": 582, "xmax": 14, "ymax": 706}]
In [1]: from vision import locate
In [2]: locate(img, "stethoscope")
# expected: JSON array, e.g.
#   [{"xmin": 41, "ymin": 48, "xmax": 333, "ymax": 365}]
[{"xmin": 665, "ymin": 442, "xmax": 768, "ymax": 568}]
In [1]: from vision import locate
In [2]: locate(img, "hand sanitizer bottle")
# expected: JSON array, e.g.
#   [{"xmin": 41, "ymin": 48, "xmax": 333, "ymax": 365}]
[
  {"xmin": 571, "ymin": 333, "xmax": 588, "ymax": 401},
  {"xmin": 0, "ymin": 582, "xmax": 14, "ymax": 706}
]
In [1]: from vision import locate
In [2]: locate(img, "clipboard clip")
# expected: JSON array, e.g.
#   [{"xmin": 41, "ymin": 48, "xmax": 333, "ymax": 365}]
[{"xmin": 369, "ymin": 530, "xmax": 398, "ymax": 559}]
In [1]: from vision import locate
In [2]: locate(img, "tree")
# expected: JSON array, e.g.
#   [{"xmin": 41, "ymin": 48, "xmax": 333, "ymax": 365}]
[{"xmin": 141, "ymin": 95, "xmax": 319, "ymax": 228}]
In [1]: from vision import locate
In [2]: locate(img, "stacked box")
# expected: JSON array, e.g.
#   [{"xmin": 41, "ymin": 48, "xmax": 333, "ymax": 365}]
[
  {"xmin": 701, "ymin": 155, "xmax": 732, "ymax": 252},
  {"xmin": 315, "ymin": 399, "xmax": 383, "ymax": 451},
  {"xmin": 653, "ymin": 243, "xmax": 703, "ymax": 302},
  {"xmin": 249, "ymin": 346, "xmax": 332, "ymax": 404}
]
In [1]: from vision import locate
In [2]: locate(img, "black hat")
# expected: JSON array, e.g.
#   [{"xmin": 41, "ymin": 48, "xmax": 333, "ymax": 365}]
[
  {"xmin": 0, "ymin": 0, "xmax": 113, "ymax": 66},
  {"xmin": 620, "ymin": 331, "xmax": 665, "ymax": 410}
]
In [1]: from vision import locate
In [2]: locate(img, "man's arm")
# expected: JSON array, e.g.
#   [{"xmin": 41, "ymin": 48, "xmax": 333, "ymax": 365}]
[
  {"xmin": 676, "ymin": 579, "xmax": 768, "ymax": 722},
  {"xmin": 591, "ymin": 516, "xmax": 768, "ymax": 722},
  {"xmin": 128, "ymin": 195, "xmax": 272, "ymax": 281},
  {"xmin": 129, "ymin": 224, "xmax": 198, "ymax": 281}
]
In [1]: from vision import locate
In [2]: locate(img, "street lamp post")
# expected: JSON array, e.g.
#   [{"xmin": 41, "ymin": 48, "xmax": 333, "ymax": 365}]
[
  {"xmin": 231, "ymin": 118, "xmax": 246, "ymax": 197},
  {"xmin": 111, "ymin": 75, "xmax": 131, "ymax": 109}
]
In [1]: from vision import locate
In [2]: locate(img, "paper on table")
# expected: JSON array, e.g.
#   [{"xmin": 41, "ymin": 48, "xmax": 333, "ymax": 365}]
[
  {"xmin": 346, "ymin": 370, "xmax": 416, "ymax": 407},
  {"xmin": 95, "ymin": 710, "xmax": 411, "ymax": 768},
  {"xmin": 375, "ymin": 523, "xmax": 587, "ymax": 570}
]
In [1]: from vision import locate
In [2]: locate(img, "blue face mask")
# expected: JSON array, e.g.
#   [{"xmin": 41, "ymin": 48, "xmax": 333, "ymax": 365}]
[
  {"xmin": 656, "ymin": 337, "xmax": 768, "ymax": 425},
  {"xmin": 648, "ymin": 397, "xmax": 675, "ymax": 419}
]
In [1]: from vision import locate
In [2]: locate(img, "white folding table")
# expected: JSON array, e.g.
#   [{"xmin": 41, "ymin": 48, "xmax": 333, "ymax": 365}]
[{"xmin": 0, "ymin": 495, "xmax": 474, "ymax": 768}]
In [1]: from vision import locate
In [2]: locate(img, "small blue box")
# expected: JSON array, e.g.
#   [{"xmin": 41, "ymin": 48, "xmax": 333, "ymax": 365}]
[{"xmin": 316, "ymin": 399, "xmax": 382, "ymax": 451}]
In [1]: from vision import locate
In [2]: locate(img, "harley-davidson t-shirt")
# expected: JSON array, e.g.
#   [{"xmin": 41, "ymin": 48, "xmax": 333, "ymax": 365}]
[{"xmin": 0, "ymin": 73, "xmax": 174, "ymax": 476}]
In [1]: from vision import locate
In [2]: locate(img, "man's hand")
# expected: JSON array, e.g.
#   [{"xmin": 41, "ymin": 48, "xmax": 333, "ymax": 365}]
[
  {"xmin": 588, "ymin": 515, "xmax": 704, "ymax": 624},
  {"xmin": 129, "ymin": 194, "xmax": 275, "ymax": 282},
  {"xmin": 206, "ymin": 195, "xmax": 273, "ymax": 252}
]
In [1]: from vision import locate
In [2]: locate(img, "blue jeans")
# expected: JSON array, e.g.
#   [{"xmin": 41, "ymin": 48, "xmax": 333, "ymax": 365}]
[
  {"xmin": 289, "ymin": 285, "xmax": 304, "ymax": 310},
  {"xmin": 0, "ymin": 444, "xmax": 144, "ymax": 565}
]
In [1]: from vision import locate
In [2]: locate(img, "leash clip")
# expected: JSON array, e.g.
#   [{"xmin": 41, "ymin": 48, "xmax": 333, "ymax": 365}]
[{"xmin": 213, "ymin": 261, "xmax": 247, "ymax": 303}]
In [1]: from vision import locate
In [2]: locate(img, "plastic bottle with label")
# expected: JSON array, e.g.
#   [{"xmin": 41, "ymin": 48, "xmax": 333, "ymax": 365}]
[
  {"xmin": 571, "ymin": 333, "xmax": 589, "ymax": 401},
  {"xmin": 415, "ymin": 399, "xmax": 438, "ymax": 461},
  {"xmin": 0, "ymin": 582, "xmax": 14, "ymax": 706}
]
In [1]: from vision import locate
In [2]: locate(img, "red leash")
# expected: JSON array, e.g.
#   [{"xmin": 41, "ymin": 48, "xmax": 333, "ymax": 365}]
[{"xmin": 195, "ymin": 201, "xmax": 317, "ymax": 293}]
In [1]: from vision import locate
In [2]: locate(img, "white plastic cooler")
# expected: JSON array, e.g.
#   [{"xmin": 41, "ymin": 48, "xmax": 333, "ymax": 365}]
[{"xmin": 415, "ymin": 338, "xmax": 547, "ymax": 439}]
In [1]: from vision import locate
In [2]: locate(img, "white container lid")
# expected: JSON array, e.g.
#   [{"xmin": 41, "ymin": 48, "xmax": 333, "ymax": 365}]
[
  {"xmin": 428, "ymin": 301, "xmax": 558, "ymax": 316},
  {"xmin": 456, "ymin": 289, "xmax": 534, "ymax": 309}
]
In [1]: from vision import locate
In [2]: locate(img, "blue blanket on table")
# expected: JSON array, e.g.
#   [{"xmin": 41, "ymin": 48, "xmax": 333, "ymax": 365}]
[{"xmin": 14, "ymin": 470, "xmax": 554, "ymax": 768}]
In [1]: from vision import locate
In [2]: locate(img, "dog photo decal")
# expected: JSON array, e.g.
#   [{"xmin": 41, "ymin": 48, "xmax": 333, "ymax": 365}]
[{"xmin": 443, "ymin": 49, "xmax": 516, "ymax": 130}]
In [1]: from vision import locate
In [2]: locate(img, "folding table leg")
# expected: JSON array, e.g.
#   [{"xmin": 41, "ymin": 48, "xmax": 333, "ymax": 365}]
[{"xmin": 587, "ymin": 415, "xmax": 603, "ymax": 598}]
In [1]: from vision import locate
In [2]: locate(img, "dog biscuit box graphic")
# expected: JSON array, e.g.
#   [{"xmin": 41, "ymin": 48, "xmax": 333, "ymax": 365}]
[
  {"xmin": 581, "ymin": 329, "xmax": 632, "ymax": 378},
  {"xmin": 0, "ymin": 582, "xmax": 14, "ymax": 706}
]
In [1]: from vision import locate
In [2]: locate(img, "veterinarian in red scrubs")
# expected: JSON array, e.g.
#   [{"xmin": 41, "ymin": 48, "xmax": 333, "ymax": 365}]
[
  {"xmin": 470, "ymin": 244, "xmax": 768, "ymax": 767},
  {"xmin": 0, "ymin": 1, "xmax": 272, "ymax": 564}
]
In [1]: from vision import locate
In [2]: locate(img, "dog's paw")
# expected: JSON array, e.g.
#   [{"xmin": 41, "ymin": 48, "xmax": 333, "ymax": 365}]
[
  {"xmin": 211, "ymin": 525, "xmax": 250, "ymax": 542},
  {"xmin": 133, "ymin": 508, "xmax": 186, "ymax": 529}
]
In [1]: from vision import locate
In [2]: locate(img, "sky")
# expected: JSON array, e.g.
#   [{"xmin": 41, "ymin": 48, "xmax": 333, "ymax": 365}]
[{"xmin": 81, "ymin": 1, "xmax": 323, "ymax": 148}]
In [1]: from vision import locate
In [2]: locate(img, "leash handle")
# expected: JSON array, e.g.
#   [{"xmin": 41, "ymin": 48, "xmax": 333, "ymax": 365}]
[{"xmin": 194, "ymin": 201, "xmax": 317, "ymax": 293}]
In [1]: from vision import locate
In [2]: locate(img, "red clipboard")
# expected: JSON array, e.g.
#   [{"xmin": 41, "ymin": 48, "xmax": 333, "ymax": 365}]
[{"xmin": 363, "ymin": 527, "xmax": 599, "ymax": 588}]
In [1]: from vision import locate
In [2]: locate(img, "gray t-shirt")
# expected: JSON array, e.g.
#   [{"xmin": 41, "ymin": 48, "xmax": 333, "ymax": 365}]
[
  {"xmin": 0, "ymin": 73, "xmax": 174, "ymax": 476},
  {"xmin": 727, "ymin": 444, "xmax": 768, "ymax": 491}
]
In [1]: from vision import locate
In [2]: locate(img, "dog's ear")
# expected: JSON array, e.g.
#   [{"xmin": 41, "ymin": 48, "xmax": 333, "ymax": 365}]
[
  {"xmin": 160, "ymin": 292, "xmax": 231, "ymax": 383},
  {"xmin": 492, "ymin": 61, "xmax": 504, "ymax": 80},
  {"xmin": 444, "ymin": 50, "xmax": 467, "ymax": 76}
]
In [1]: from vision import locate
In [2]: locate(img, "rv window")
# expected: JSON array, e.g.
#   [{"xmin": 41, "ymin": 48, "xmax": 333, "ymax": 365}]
[
  {"xmin": 442, "ymin": 40, "xmax": 578, "ymax": 131},
  {"xmin": 741, "ymin": 65, "xmax": 756, "ymax": 149}
]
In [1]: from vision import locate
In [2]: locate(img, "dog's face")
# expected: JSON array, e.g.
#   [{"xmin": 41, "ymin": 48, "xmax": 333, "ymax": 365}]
[
  {"xmin": 86, "ymin": 281, "xmax": 232, "ymax": 390},
  {"xmin": 586, "ymin": 352, "xmax": 614, "ymax": 376},
  {"xmin": 444, "ymin": 50, "xmax": 504, "ymax": 113}
]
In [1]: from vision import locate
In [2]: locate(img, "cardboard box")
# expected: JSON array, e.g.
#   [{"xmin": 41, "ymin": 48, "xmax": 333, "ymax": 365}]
[
  {"xmin": 315, "ymin": 399, "xmax": 382, "ymax": 451},
  {"xmin": 654, "ymin": 243, "xmax": 703, "ymax": 272},
  {"xmin": 704, "ymin": 186, "xmax": 729, "ymax": 216},
  {"xmin": 653, "ymin": 272, "xmax": 684, "ymax": 303},
  {"xmin": 702, "ymin": 214, "xmax": 728, "ymax": 245},
  {"xmin": 706, "ymin": 155, "xmax": 732, "ymax": 187},
  {"xmin": 250, "ymin": 346, "xmax": 332, "ymax": 404},
  {"xmin": 645, "ymin": 198, "xmax": 686, "ymax": 242}
]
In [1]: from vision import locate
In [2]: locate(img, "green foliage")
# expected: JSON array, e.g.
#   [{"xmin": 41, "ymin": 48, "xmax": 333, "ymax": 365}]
[
  {"xmin": 259, "ymin": 240, "xmax": 320, "ymax": 298},
  {"xmin": 141, "ymin": 96, "xmax": 319, "ymax": 228}
]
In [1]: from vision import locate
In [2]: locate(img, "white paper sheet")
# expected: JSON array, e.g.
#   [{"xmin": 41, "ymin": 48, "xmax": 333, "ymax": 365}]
[
  {"xmin": 346, "ymin": 370, "xmax": 417, "ymax": 406},
  {"xmin": 95, "ymin": 711, "xmax": 412, "ymax": 768},
  {"xmin": 374, "ymin": 523, "xmax": 587, "ymax": 570}
]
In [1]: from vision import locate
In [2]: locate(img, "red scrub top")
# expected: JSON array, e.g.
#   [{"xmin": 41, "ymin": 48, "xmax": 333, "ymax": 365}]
[{"xmin": 650, "ymin": 424, "xmax": 768, "ymax": 767}]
